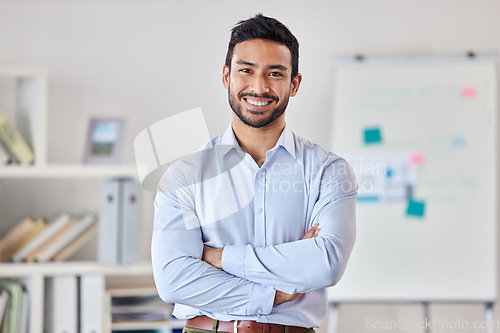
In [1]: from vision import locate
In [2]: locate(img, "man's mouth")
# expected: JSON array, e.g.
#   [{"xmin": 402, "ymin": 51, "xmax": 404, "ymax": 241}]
[{"xmin": 244, "ymin": 97, "xmax": 272, "ymax": 106}]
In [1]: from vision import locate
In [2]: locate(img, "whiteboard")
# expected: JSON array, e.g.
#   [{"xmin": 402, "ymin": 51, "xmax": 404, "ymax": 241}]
[{"xmin": 328, "ymin": 56, "xmax": 498, "ymax": 302}]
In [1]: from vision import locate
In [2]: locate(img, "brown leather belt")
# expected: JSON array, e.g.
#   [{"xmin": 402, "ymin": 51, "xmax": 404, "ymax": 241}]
[{"xmin": 186, "ymin": 315, "xmax": 310, "ymax": 333}]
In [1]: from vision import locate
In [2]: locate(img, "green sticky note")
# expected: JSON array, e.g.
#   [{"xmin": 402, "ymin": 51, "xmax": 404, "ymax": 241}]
[
  {"xmin": 363, "ymin": 127, "xmax": 382, "ymax": 144},
  {"xmin": 407, "ymin": 200, "xmax": 425, "ymax": 218}
]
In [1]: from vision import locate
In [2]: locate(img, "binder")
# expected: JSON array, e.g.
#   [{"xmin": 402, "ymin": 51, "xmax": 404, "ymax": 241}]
[
  {"xmin": 98, "ymin": 178, "xmax": 141, "ymax": 264},
  {"xmin": 44, "ymin": 275, "xmax": 78, "ymax": 333},
  {"xmin": 119, "ymin": 179, "xmax": 141, "ymax": 264},
  {"xmin": 97, "ymin": 179, "xmax": 120, "ymax": 264},
  {"xmin": 79, "ymin": 275, "xmax": 104, "ymax": 333}
]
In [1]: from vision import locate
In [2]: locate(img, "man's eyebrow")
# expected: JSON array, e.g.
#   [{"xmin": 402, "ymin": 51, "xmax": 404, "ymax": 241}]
[
  {"xmin": 267, "ymin": 64, "xmax": 289, "ymax": 72},
  {"xmin": 235, "ymin": 60, "xmax": 289, "ymax": 72},
  {"xmin": 236, "ymin": 60, "xmax": 255, "ymax": 66}
]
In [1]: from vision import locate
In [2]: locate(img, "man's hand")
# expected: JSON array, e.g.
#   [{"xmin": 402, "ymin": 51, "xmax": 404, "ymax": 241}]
[
  {"xmin": 202, "ymin": 245, "xmax": 223, "ymax": 269},
  {"xmin": 302, "ymin": 222, "xmax": 320, "ymax": 240},
  {"xmin": 274, "ymin": 290, "xmax": 304, "ymax": 305},
  {"xmin": 273, "ymin": 223, "xmax": 321, "ymax": 306}
]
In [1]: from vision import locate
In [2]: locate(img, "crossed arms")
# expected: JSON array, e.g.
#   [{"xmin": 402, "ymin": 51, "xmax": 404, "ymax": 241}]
[{"xmin": 151, "ymin": 158, "xmax": 357, "ymax": 316}]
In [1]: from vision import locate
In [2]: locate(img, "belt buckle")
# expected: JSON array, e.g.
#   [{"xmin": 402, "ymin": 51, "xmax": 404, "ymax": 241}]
[{"xmin": 234, "ymin": 320, "xmax": 239, "ymax": 333}]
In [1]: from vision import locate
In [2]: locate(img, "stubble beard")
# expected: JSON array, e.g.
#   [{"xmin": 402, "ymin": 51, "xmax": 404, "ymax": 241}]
[{"xmin": 228, "ymin": 84, "xmax": 290, "ymax": 129}]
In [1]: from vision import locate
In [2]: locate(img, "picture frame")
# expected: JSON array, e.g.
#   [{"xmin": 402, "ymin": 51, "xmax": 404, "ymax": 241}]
[{"xmin": 83, "ymin": 117, "xmax": 125, "ymax": 164}]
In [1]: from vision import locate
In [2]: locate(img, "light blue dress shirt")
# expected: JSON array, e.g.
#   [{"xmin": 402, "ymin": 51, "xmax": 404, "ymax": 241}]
[{"xmin": 152, "ymin": 123, "xmax": 357, "ymax": 328}]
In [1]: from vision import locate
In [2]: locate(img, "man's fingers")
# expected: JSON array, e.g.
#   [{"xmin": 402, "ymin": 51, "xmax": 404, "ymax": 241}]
[{"xmin": 302, "ymin": 223, "xmax": 320, "ymax": 239}]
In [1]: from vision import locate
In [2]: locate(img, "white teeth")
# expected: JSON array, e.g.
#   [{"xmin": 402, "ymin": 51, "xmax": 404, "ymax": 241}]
[{"xmin": 246, "ymin": 99, "xmax": 270, "ymax": 106}]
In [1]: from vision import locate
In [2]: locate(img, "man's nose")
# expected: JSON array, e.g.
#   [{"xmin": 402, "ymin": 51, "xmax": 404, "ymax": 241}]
[{"xmin": 249, "ymin": 74, "xmax": 270, "ymax": 94}]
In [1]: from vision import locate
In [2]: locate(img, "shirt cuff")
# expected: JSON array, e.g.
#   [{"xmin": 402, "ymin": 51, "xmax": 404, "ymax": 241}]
[
  {"xmin": 221, "ymin": 244, "xmax": 247, "ymax": 278},
  {"xmin": 248, "ymin": 283, "xmax": 275, "ymax": 316}
]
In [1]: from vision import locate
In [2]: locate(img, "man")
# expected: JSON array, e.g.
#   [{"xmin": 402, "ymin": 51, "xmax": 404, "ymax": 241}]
[{"xmin": 152, "ymin": 14, "xmax": 357, "ymax": 333}]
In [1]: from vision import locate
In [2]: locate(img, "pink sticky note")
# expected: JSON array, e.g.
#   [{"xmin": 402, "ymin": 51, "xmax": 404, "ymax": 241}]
[
  {"xmin": 410, "ymin": 153, "xmax": 424, "ymax": 165},
  {"xmin": 461, "ymin": 86, "xmax": 476, "ymax": 98}
]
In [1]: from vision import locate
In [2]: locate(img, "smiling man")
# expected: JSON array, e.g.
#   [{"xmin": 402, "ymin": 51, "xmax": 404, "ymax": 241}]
[{"xmin": 152, "ymin": 14, "xmax": 357, "ymax": 333}]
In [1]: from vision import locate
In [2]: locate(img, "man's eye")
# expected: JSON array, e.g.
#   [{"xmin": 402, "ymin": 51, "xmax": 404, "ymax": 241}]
[
  {"xmin": 269, "ymin": 72, "xmax": 283, "ymax": 77},
  {"xmin": 240, "ymin": 68, "xmax": 252, "ymax": 73}
]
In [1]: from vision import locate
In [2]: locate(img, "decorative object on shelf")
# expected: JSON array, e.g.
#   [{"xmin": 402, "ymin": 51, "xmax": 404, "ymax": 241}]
[
  {"xmin": 0, "ymin": 107, "xmax": 35, "ymax": 165},
  {"xmin": 84, "ymin": 117, "xmax": 125, "ymax": 164},
  {"xmin": 98, "ymin": 178, "xmax": 141, "ymax": 265},
  {"xmin": 134, "ymin": 107, "xmax": 210, "ymax": 191}
]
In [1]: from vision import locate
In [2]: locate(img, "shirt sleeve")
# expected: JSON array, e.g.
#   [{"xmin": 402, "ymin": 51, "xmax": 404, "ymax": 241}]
[
  {"xmin": 152, "ymin": 167, "xmax": 276, "ymax": 315},
  {"xmin": 221, "ymin": 158, "xmax": 357, "ymax": 294}
]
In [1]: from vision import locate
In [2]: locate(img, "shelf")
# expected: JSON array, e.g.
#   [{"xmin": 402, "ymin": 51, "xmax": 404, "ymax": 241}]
[
  {"xmin": 0, "ymin": 261, "xmax": 152, "ymax": 277},
  {"xmin": 0, "ymin": 164, "xmax": 138, "ymax": 178}
]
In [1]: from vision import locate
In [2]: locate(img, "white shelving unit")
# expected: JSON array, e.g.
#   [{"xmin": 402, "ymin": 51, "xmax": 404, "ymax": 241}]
[{"xmin": 0, "ymin": 67, "xmax": 159, "ymax": 333}]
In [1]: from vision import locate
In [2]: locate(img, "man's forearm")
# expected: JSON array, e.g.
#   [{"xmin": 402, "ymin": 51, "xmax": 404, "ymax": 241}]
[{"xmin": 201, "ymin": 224, "xmax": 320, "ymax": 306}]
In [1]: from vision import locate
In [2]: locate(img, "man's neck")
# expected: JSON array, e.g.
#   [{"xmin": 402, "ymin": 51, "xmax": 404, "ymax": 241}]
[{"xmin": 232, "ymin": 115, "xmax": 285, "ymax": 167}]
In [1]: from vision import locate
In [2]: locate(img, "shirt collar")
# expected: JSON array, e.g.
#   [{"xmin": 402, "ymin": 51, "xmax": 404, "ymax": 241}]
[{"xmin": 216, "ymin": 122, "xmax": 296, "ymax": 159}]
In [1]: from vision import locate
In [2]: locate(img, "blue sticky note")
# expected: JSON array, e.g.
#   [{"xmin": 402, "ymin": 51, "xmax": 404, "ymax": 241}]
[
  {"xmin": 452, "ymin": 135, "xmax": 465, "ymax": 147},
  {"xmin": 386, "ymin": 168, "xmax": 393, "ymax": 178},
  {"xmin": 363, "ymin": 128, "xmax": 382, "ymax": 144},
  {"xmin": 406, "ymin": 200, "xmax": 425, "ymax": 218}
]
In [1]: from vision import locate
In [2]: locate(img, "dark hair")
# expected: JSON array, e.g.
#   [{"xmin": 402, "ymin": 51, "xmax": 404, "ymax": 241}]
[{"xmin": 225, "ymin": 14, "xmax": 299, "ymax": 80}]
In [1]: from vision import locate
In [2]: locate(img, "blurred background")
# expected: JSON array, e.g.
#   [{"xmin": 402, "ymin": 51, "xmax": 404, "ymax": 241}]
[{"xmin": 0, "ymin": 1, "xmax": 499, "ymax": 332}]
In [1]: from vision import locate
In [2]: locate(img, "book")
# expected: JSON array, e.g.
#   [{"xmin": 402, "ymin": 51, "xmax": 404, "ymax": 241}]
[
  {"xmin": 0, "ymin": 280, "xmax": 23, "ymax": 333},
  {"xmin": 36, "ymin": 212, "xmax": 96, "ymax": 262},
  {"xmin": 17, "ymin": 290, "xmax": 28, "ymax": 333},
  {"xmin": 11, "ymin": 213, "xmax": 72, "ymax": 263},
  {"xmin": 1, "ymin": 218, "xmax": 46, "ymax": 261},
  {"xmin": 24, "ymin": 216, "xmax": 77, "ymax": 263},
  {"xmin": 51, "ymin": 222, "xmax": 97, "ymax": 262},
  {"xmin": 0, "ymin": 217, "xmax": 36, "ymax": 259},
  {"xmin": 0, "ymin": 143, "xmax": 11, "ymax": 164},
  {"xmin": 0, "ymin": 288, "xmax": 9, "ymax": 328},
  {"xmin": 0, "ymin": 107, "xmax": 34, "ymax": 165}
]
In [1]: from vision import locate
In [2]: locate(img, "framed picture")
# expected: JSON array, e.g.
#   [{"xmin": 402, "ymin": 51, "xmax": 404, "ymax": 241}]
[{"xmin": 83, "ymin": 117, "xmax": 125, "ymax": 163}]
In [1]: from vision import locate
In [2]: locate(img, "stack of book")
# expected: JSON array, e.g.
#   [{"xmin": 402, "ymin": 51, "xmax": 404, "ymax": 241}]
[
  {"xmin": 0, "ymin": 212, "xmax": 97, "ymax": 263},
  {"xmin": 0, "ymin": 279, "xmax": 28, "ymax": 333},
  {"xmin": 0, "ymin": 107, "xmax": 35, "ymax": 165}
]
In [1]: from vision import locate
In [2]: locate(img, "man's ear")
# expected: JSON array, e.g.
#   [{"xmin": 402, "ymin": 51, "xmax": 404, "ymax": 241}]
[
  {"xmin": 222, "ymin": 65, "xmax": 230, "ymax": 89},
  {"xmin": 290, "ymin": 73, "xmax": 302, "ymax": 97}
]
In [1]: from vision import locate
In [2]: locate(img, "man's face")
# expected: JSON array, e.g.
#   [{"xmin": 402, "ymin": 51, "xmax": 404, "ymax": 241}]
[{"xmin": 222, "ymin": 39, "xmax": 301, "ymax": 128}]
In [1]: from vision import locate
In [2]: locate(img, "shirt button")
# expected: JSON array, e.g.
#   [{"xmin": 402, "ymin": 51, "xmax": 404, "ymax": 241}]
[
  {"xmin": 256, "ymin": 208, "xmax": 263, "ymax": 214},
  {"xmin": 257, "ymin": 308, "xmax": 263, "ymax": 314},
  {"xmin": 257, "ymin": 173, "xmax": 263, "ymax": 179}
]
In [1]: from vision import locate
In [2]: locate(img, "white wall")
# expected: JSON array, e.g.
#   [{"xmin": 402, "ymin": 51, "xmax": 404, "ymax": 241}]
[{"xmin": 1, "ymin": 1, "xmax": 500, "ymax": 332}]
